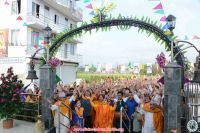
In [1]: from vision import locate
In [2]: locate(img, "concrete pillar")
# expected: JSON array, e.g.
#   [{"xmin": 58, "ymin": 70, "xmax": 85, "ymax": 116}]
[
  {"xmin": 164, "ymin": 63, "xmax": 183, "ymax": 133},
  {"xmin": 40, "ymin": 64, "xmax": 56, "ymax": 131}
]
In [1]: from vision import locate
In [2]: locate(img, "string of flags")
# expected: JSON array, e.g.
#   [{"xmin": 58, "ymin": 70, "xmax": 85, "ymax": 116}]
[
  {"xmin": 148, "ymin": 0, "xmax": 166, "ymax": 22},
  {"xmin": 84, "ymin": 0, "xmax": 95, "ymax": 16}
]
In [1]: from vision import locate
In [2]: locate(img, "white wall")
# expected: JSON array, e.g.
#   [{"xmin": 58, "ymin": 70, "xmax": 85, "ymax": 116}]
[{"xmin": 56, "ymin": 63, "xmax": 78, "ymax": 84}]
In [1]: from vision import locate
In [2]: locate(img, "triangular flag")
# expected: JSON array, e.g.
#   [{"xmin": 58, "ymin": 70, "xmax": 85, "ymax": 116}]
[
  {"xmin": 184, "ymin": 35, "xmax": 189, "ymax": 40},
  {"xmin": 154, "ymin": 9, "xmax": 164, "ymax": 14},
  {"xmin": 83, "ymin": 0, "xmax": 90, "ymax": 3},
  {"xmin": 192, "ymin": 35, "xmax": 200, "ymax": 40},
  {"xmin": 23, "ymin": 22, "xmax": 28, "ymax": 26},
  {"xmin": 89, "ymin": 11, "xmax": 95, "ymax": 16},
  {"xmin": 160, "ymin": 16, "xmax": 167, "ymax": 22},
  {"xmin": 55, "ymin": 75, "xmax": 62, "ymax": 84},
  {"xmin": 38, "ymin": 36, "xmax": 43, "ymax": 40},
  {"xmin": 16, "ymin": 16, "xmax": 23, "ymax": 20},
  {"xmin": 86, "ymin": 3, "xmax": 93, "ymax": 9},
  {"xmin": 4, "ymin": 0, "xmax": 9, "ymax": 5},
  {"xmin": 33, "ymin": 44, "xmax": 38, "ymax": 49},
  {"xmin": 153, "ymin": 3, "xmax": 163, "ymax": 10}
]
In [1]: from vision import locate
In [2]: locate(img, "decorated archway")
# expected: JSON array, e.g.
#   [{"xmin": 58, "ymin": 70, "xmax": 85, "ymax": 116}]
[{"xmin": 49, "ymin": 16, "xmax": 186, "ymax": 68}]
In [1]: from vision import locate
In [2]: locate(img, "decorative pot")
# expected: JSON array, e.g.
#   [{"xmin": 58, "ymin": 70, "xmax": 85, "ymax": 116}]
[{"xmin": 3, "ymin": 119, "xmax": 13, "ymax": 129}]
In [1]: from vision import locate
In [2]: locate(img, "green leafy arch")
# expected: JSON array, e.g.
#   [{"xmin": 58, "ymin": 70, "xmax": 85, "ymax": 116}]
[{"xmin": 49, "ymin": 16, "xmax": 186, "ymax": 68}]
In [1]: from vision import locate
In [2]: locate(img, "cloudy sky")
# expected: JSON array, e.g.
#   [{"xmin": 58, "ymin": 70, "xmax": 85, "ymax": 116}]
[{"xmin": 77, "ymin": 0, "xmax": 200, "ymax": 65}]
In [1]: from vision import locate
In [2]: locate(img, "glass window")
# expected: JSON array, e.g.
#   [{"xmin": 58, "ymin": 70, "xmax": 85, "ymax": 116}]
[
  {"xmin": 11, "ymin": 1, "xmax": 18, "ymax": 15},
  {"xmin": 32, "ymin": 2, "xmax": 40, "ymax": 18},
  {"xmin": 70, "ymin": 44, "xmax": 75, "ymax": 55},
  {"xmin": 31, "ymin": 31, "xmax": 39, "ymax": 46},
  {"xmin": 54, "ymin": 14, "xmax": 59, "ymax": 24},
  {"xmin": 11, "ymin": 29, "xmax": 20, "ymax": 46}
]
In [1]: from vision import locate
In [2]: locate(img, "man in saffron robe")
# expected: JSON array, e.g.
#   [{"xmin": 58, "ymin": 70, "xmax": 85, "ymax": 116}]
[{"xmin": 90, "ymin": 94, "xmax": 117, "ymax": 133}]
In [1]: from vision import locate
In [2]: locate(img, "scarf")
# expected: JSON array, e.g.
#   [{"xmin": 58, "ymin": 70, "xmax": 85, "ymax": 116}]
[{"xmin": 143, "ymin": 103, "xmax": 163, "ymax": 133}]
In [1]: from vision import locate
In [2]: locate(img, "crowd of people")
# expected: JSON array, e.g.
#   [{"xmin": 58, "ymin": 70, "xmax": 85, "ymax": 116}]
[{"xmin": 48, "ymin": 77, "xmax": 166, "ymax": 133}]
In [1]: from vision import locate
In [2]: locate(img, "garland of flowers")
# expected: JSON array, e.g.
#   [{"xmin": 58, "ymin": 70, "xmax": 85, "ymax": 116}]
[{"xmin": 156, "ymin": 52, "xmax": 166, "ymax": 69}]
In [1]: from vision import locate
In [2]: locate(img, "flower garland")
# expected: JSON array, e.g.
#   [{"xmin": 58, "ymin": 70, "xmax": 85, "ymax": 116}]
[{"xmin": 156, "ymin": 52, "xmax": 166, "ymax": 69}]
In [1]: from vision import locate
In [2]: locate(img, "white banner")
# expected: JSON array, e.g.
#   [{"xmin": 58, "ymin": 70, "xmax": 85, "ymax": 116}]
[{"xmin": 133, "ymin": 63, "xmax": 140, "ymax": 74}]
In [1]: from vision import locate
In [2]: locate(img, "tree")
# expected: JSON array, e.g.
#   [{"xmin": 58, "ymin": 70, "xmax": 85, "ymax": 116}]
[{"xmin": 0, "ymin": 67, "xmax": 23, "ymax": 120}]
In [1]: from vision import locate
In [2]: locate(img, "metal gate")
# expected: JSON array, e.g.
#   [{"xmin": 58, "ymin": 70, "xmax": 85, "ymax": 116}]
[{"xmin": 184, "ymin": 82, "xmax": 200, "ymax": 132}]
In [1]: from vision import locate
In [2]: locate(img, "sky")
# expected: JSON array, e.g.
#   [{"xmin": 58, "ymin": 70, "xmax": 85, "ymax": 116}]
[{"xmin": 76, "ymin": 0, "xmax": 200, "ymax": 65}]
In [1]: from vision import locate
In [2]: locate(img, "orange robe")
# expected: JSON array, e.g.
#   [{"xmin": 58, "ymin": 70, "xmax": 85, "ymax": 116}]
[
  {"xmin": 75, "ymin": 107, "xmax": 84, "ymax": 118},
  {"xmin": 52, "ymin": 99, "xmax": 72, "ymax": 120},
  {"xmin": 90, "ymin": 100, "xmax": 116, "ymax": 133},
  {"xmin": 143, "ymin": 103, "xmax": 163, "ymax": 133}
]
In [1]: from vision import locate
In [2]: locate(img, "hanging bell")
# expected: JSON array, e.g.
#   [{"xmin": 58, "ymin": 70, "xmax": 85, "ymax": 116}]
[{"xmin": 26, "ymin": 69, "xmax": 38, "ymax": 80}]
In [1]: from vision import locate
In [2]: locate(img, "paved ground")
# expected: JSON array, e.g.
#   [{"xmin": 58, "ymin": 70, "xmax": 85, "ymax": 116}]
[{"xmin": 0, "ymin": 119, "xmax": 35, "ymax": 133}]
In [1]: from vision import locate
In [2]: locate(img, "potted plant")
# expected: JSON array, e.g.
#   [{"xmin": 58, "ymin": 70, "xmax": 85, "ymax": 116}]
[{"xmin": 0, "ymin": 67, "xmax": 23, "ymax": 129}]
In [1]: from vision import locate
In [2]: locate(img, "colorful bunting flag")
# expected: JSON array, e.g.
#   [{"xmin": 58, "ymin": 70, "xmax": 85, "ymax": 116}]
[
  {"xmin": 16, "ymin": 16, "xmax": 23, "ymax": 20},
  {"xmin": 154, "ymin": 9, "xmax": 164, "ymax": 14},
  {"xmin": 23, "ymin": 22, "xmax": 28, "ymax": 26},
  {"xmin": 33, "ymin": 44, "xmax": 38, "ymax": 49},
  {"xmin": 4, "ymin": 0, "xmax": 9, "ymax": 5},
  {"xmin": 153, "ymin": 3, "xmax": 163, "ymax": 10},
  {"xmin": 192, "ymin": 35, "xmax": 200, "ymax": 40},
  {"xmin": 38, "ymin": 36, "xmax": 43, "ymax": 40},
  {"xmin": 86, "ymin": 3, "xmax": 93, "ymax": 9},
  {"xmin": 89, "ymin": 11, "xmax": 95, "ymax": 16},
  {"xmin": 83, "ymin": 0, "xmax": 90, "ymax": 3},
  {"xmin": 160, "ymin": 16, "xmax": 167, "ymax": 22}
]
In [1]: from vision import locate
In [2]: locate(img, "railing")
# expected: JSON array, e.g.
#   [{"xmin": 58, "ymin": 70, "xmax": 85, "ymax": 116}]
[
  {"xmin": 0, "ymin": 57, "xmax": 25, "ymax": 64},
  {"xmin": 14, "ymin": 93, "xmax": 41, "ymax": 122},
  {"xmin": 57, "ymin": 101, "xmax": 81, "ymax": 133},
  {"xmin": 27, "ymin": 13, "xmax": 67, "ymax": 33},
  {"xmin": 120, "ymin": 107, "xmax": 131, "ymax": 133}
]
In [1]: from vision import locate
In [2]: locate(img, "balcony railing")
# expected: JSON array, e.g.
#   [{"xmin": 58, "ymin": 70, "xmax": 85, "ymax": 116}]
[
  {"xmin": 27, "ymin": 13, "xmax": 68, "ymax": 33},
  {"xmin": 59, "ymin": 54, "xmax": 82, "ymax": 63},
  {"xmin": 43, "ymin": 0, "xmax": 82, "ymax": 22},
  {"xmin": 0, "ymin": 57, "xmax": 25, "ymax": 64}
]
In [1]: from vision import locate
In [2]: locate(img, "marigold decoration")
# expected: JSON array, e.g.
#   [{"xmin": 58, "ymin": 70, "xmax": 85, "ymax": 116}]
[
  {"xmin": 0, "ymin": 67, "xmax": 23, "ymax": 120},
  {"xmin": 156, "ymin": 52, "xmax": 166, "ymax": 69},
  {"xmin": 48, "ymin": 58, "xmax": 61, "ymax": 69}
]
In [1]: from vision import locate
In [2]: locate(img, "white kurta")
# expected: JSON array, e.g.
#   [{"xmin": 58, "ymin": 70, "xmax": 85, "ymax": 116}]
[{"xmin": 141, "ymin": 106, "xmax": 156, "ymax": 133}]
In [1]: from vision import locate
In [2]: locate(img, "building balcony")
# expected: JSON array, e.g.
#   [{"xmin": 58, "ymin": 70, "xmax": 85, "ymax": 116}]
[
  {"xmin": 27, "ymin": 13, "xmax": 67, "ymax": 33},
  {"xmin": 43, "ymin": 0, "xmax": 82, "ymax": 22},
  {"xmin": 0, "ymin": 57, "xmax": 25, "ymax": 64},
  {"xmin": 59, "ymin": 54, "xmax": 82, "ymax": 63}
]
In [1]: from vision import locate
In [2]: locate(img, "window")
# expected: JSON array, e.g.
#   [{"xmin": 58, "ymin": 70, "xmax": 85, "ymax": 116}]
[
  {"xmin": 64, "ymin": 44, "xmax": 68, "ymax": 58},
  {"xmin": 11, "ymin": 29, "xmax": 20, "ymax": 46},
  {"xmin": 65, "ymin": 17, "xmax": 68, "ymax": 22},
  {"xmin": 54, "ymin": 14, "xmax": 59, "ymax": 24},
  {"xmin": 31, "ymin": 31, "xmax": 39, "ymax": 46},
  {"xmin": 70, "ymin": 44, "xmax": 75, "ymax": 55},
  {"xmin": 32, "ymin": 2, "xmax": 40, "ymax": 18},
  {"xmin": 11, "ymin": 0, "xmax": 21, "ymax": 15},
  {"xmin": 44, "ymin": 6, "xmax": 50, "ymax": 24}
]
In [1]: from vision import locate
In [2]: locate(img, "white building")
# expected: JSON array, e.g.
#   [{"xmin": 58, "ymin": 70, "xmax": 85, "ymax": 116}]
[{"xmin": 0, "ymin": 0, "xmax": 82, "ymax": 85}]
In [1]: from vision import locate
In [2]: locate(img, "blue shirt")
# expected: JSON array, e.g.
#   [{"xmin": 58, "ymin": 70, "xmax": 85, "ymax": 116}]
[
  {"xmin": 126, "ymin": 98, "xmax": 138, "ymax": 119},
  {"xmin": 80, "ymin": 97, "xmax": 92, "ymax": 117}
]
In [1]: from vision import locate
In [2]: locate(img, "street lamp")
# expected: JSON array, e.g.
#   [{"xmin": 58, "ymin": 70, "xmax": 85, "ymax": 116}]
[
  {"xmin": 166, "ymin": 14, "xmax": 176, "ymax": 62},
  {"xmin": 44, "ymin": 25, "xmax": 52, "ymax": 62},
  {"xmin": 167, "ymin": 14, "xmax": 176, "ymax": 31}
]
